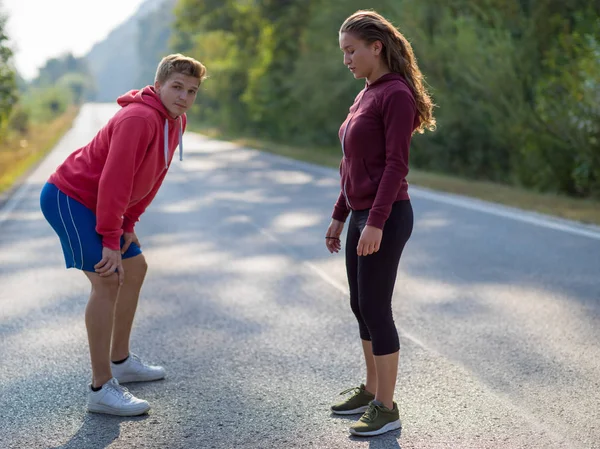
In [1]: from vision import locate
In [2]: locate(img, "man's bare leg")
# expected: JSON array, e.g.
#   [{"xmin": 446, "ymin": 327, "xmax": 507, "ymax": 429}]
[
  {"xmin": 83, "ymin": 272, "xmax": 120, "ymax": 388},
  {"xmin": 110, "ymin": 254, "xmax": 148, "ymax": 361}
]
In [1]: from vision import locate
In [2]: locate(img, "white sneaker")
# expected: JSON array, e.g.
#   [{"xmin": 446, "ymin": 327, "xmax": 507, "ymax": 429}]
[
  {"xmin": 111, "ymin": 353, "xmax": 166, "ymax": 383},
  {"xmin": 87, "ymin": 378, "xmax": 150, "ymax": 416}
]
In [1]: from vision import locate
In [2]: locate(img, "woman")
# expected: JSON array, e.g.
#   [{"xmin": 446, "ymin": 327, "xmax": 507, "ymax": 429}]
[{"xmin": 326, "ymin": 10, "xmax": 435, "ymax": 437}]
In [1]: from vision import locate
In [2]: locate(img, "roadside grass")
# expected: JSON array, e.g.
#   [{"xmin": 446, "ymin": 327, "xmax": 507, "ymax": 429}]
[{"xmin": 0, "ymin": 106, "xmax": 79, "ymax": 195}]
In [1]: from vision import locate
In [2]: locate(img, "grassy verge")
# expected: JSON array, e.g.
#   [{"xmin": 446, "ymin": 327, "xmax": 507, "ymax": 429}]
[
  {"xmin": 192, "ymin": 124, "xmax": 600, "ymax": 227},
  {"xmin": 0, "ymin": 106, "xmax": 79, "ymax": 195}
]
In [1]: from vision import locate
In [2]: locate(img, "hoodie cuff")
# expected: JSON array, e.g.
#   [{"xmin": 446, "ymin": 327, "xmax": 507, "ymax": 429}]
[
  {"xmin": 122, "ymin": 217, "xmax": 136, "ymax": 233},
  {"xmin": 365, "ymin": 211, "xmax": 386, "ymax": 230},
  {"xmin": 332, "ymin": 207, "xmax": 350, "ymax": 223},
  {"xmin": 102, "ymin": 235, "xmax": 121, "ymax": 251}
]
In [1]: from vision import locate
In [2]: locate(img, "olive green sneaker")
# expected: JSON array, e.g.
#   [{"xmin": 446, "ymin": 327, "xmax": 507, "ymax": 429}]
[
  {"xmin": 349, "ymin": 400, "xmax": 401, "ymax": 437},
  {"xmin": 330, "ymin": 384, "xmax": 375, "ymax": 415}
]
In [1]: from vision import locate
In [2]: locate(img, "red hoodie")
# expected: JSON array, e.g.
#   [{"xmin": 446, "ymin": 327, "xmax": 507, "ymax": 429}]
[
  {"xmin": 332, "ymin": 73, "xmax": 418, "ymax": 229},
  {"xmin": 48, "ymin": 86, "xmax": 187, "ymax": 250}
]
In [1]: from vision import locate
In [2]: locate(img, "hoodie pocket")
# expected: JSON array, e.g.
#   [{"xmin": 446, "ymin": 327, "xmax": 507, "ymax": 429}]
[
  {"xmin": 362, "ymin": 158, "xmax": 380, "ymax": 185},
  {"xmin": 344, "ymin": 158, "xmax": 378, "ymax": 203}
]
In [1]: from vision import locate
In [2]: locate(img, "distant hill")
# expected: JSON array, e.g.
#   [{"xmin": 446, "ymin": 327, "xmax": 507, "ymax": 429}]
[{"xmin": 85, "ymin": 0, "xmax": 175, "ymax": 102}]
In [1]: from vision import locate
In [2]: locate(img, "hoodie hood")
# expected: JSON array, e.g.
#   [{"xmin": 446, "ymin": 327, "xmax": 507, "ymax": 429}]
[
  {"xmin": 117, "ymin": 86, "xmax": 184, "ymax": 168},
  {"xmin": 117, "ymin": 85, "xmax": 172, "ymax": 118},
  {"xmin": 366, "ymin": 72, "xmax": 410, "ymax": 90}
]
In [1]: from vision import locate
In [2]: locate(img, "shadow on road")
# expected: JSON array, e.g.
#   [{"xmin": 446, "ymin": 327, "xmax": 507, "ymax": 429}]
[{"xmin": 49, "ymin": 413, "xmax": 149, "ymax": 449}]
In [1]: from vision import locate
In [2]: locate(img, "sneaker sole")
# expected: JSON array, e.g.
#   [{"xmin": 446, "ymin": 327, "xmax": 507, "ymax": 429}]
[
  {"xmin": 331, "ymin": 405, "xmax": 369, "ymax": 415},
  {"xmin": 114, "ymin": 373, "xmax": 166, "ymax": 383},
  {"xmin": 349, "ymin": 419, "xmax": 402, "ymax": 437},
  {"xmin": 88, "ymin": 402, "xmax": 151, "ymax": 417}
]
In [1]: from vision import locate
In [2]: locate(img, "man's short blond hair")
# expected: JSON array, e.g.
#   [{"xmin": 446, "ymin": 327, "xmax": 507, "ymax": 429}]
[{"xmin": 155, "ymin": 54, "xmax": 207, "ymax": 85}]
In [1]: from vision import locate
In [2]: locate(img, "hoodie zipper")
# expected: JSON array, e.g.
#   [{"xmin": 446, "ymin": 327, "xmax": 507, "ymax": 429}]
[
  {"xmin": 340, "ymin": 121, "xmax": 353, "ymax": 209},
  {"xmin": 340, "ymin": 92, "xmax": 365, "ymax": 210}
]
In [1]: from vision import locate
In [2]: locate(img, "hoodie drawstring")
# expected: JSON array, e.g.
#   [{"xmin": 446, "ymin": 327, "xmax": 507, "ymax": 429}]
[
  {"xmin": 164, "ymin": 118, "xmax": 184, "ymax": 169},
  {"xmin": 165, "ymin": 118, "xmax": 183, "ymax": 168},
  {"xmin": 179, "ymin": 118, "xmax": 183, "ymax": 162},
  {"xmin": 163, "ymin": 120, "xmax": 169, "ymax": 169}
]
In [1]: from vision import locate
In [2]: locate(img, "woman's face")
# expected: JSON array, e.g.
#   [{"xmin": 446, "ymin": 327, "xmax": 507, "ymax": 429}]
[{"xmin": 339, "ymin": 32, "xmax": 381, "ymax": 81}]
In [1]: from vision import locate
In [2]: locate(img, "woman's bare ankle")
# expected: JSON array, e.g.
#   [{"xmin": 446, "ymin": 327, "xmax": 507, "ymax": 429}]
[
  {"xmin": 365, "ymin": 383, "xmax": 377, "ymax": 395},
  {"xmin": 92, "ymin": 374, "xmax": 112, "ymax": 389}
]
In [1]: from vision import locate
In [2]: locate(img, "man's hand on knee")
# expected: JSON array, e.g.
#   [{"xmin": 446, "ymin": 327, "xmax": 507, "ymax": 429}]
[
  {"xmin": 121, "ymin": 232, "xmax": 141, "ymax": 254},
  {"xmin": 95, "ymin": 247, "xmax": 124, "ymax": 285}
]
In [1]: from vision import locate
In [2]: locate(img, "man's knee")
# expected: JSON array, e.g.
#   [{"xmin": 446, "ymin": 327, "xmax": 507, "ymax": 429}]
[
  {"xmin": 124, "ymin": 254, "xmax": 148, "ymax": 279},
  {"xmin": 88, "ymin": 272, "xmax": 121, "ymax": 298}
]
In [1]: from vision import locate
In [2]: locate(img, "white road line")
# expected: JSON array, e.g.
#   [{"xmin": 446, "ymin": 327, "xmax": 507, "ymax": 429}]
[
  {"xmin": 410, "ymin": 187, "xmax": 600, "ymax": 241},
  {"xmin": 260, "ymin": 151, "xmax": 600, "ymax": 242}
]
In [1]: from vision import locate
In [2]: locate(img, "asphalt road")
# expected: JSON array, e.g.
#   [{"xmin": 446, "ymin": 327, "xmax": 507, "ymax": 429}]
[{"xmin": 1, "ymin": 104, "xmax": 599, "ymax": 449}]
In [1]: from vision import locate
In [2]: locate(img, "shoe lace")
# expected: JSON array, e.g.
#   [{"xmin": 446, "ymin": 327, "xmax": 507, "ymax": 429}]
[
  {"xmin": 129, "ymin": 353, "xmax": 146, "ymax": 369},
  {"xmin": 339, "ymin": 386, "xmax": 362, "ymax": 397},
  {"xmin": 108, "ymin": 381, "xmax": 133, "ymax": 400},
  {"xmin": 361, "ymin": 403, "xmax": 379, "ymax": 423}
]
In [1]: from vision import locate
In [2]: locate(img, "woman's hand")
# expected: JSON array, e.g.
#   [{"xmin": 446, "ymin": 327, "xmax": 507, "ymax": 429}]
[
  {"xmin": 94, "ymin": 247, "xmax": 124, "ymax": 285},
  {"xmin": 357, "ymin": 225, "xmax": 382, "ymax": 256},
  {"xmin": 325, "ymin": 219, "xmax": 345, "ymax": 253}
]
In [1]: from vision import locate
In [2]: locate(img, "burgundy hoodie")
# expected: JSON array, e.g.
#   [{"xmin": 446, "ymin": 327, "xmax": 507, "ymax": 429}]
[
  {"xmin": 48, "ymin": 86, "xmax": 186, "ymax": 250},
  {"xmin": 332, "ymin": 73, "xmax": 418, "ymax": 229}
]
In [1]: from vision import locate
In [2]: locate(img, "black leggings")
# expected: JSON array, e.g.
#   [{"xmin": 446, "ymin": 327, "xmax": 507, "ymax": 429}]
[{"xmin": 345, "ymin": 200, "xmax": 413, "ymax": 356}]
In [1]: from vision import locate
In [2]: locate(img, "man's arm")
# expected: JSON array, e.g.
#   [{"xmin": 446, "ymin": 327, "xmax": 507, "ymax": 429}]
[
  {"xmin": 121, "ymin": 169, "xmax": 169, "ymax": 232},
  {"xmin": 96, "ymin": 117, "xmax": 152, "ymax": 250}
]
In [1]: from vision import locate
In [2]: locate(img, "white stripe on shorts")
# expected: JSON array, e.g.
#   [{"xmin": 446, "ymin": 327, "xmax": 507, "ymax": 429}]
[
  {"xmin": 66, "ymin": 196, "xmax": 84, "ymax": 270},
  {"xmin": 56, "ymin": 189, "xmax": 76, "ymax": 268}
]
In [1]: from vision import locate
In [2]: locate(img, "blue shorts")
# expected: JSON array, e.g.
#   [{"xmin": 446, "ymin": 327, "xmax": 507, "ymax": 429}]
[{"xmin": 40, "ymin": 182, "xmax": 142, "ymax": 272}]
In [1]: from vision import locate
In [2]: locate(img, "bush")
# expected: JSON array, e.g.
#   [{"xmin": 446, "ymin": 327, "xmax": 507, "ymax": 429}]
[
  {"xmin": 22, "ymin": 86, "xmax": 73, "ymax": 123},
  {"xmin": 8, "ymin": 103, "xmax": 29, "ymax": 134}
]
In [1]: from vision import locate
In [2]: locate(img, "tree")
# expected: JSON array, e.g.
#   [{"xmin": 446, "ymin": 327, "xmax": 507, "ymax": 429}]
[
  {"xmin": 58, "ymin": 72, "xmax": 96, "ymax": 104},
  {"xmin": 0, "ymin": 7, "xmax": 17, "ymax": 136},
  {"xmin": 136, "ymin": 0, "xmax": 177, "ymax": 87},
  {"xmin": 169, "ymin": 0, "xmax": 600, "ymax": 198},
  {"xmin": 173, "ymin": 0, "xmax": 265, "ymax": 130},
  {"xmin": 31, "ymin": 52, "xmax": 95, "ymax": 103},
  {"xmin": 33, "ymin": 53, "xmax": 91, "ymax": 86}
]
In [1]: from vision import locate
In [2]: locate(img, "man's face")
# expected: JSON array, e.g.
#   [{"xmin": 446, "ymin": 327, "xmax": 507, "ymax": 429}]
[{"xmin": 155, "ymin": 73, "xmax": 200, "ymax": 118}]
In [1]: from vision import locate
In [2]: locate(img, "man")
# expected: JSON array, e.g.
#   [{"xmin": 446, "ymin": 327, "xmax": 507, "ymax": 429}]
[{"xmin": 40, "ymin": 54, "xmax": 207, "ymax": 416}]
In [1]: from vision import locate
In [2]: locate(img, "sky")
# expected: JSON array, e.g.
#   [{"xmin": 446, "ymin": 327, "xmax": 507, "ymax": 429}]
[{"xmin": 2, "ymin": 0, "xmax": 146, "ymax": 80}]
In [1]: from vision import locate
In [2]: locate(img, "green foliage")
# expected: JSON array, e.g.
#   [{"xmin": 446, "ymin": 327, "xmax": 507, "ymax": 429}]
[
  {"xmin": 24, "ymin": 52, "xmax": 96, "ymax": 117},
  {"xmin": 8, "ymin": 103, "xmax": 29, "ymax": 134},
  {"xmin": 173, "ymin": 0, "xmax": 265, "ymax": 130},
  {"xmin": 170, "ymin": 0, "xmax": 600, "ymax": 198},
  {"xmin": 32, "ymin": 53, "xmax": 95, "ymax": 102},
  {"xmin": 15, "ymin": 72, "xmax": 27, "ymax": 92},
  {"xmin": 396, "ymin": 2, "xmax": 524, "ymax": 182},
  {"xmin": 137, "ymin": 0, "xmax": 177, "ymax": 86},
  {"xmin": 533, "ymin": 13, "xmax": 600, "ymax": 196},
  {"xmin": 33, "ymin": 53, "xmax": 91, "ymax": 87},
  {"xmin": 0, "ymin": 11, "xmax": 17, "ymax": 137},
  {"xmin": 57, "ymin": 72, "xmax": 96, "ymax": 104},
  {"xmin": 240, "ymin": 0, "xmax": 317, "ymax": 140},
  {"xmin": 21, "ymin": 86, "xmax": 73, "ymax": 123}
]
